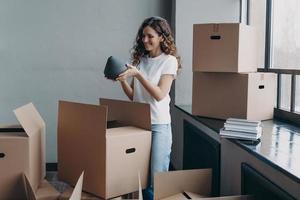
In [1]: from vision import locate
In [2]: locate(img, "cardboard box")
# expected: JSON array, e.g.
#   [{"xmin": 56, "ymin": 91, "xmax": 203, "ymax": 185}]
[
  {"xmin": 23, "ymin": 172, "xmax": 84, "ymax": 200},
  {"xmin": 59, "ymin": 187, "xmax": 102, "ymax": 200},
  {"xmin": 154, "ymin": 169, "xmax": 212, "ymax": 200},
  {"xmin": 21, "ymin": 178, "xmax": 61, "ymax": 200},
  {"xmin": 154, "ymin": 169, "xmax": 253, "ymax": 200},
  {"xmin": 58, "ymin": 98, "xmax": 151, "ymax": 199},
  {"xmin": 35, "ymin": 179, "xmax": 61, "ymax": 200},
  {"xmin": 0, "ymin": 103, "xmax": 46, "ymax": 199},
  {"xmin": 59, "ymin": 173, "xmax": 143, "ymax": 200},
  {"xmin": 161, "ymin": 191, "xmax": 206, "ymax": 200},
  {"xmin": 193, "ymin": 23, "xmax": 258, "ymax": 73},
  {"xmin": 192, "ymin": 72, "xmax": 277, "ymax": 120},
  {"xmin": 162, "ymin": 194, "xmax": 253, "ymax": 200}
]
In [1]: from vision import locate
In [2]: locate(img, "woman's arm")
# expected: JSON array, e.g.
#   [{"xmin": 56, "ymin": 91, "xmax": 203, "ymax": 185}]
[
  {"xmin": 117, "ymin": 65, "xmax": 174, "ymax": 101},
  {"xmin": 136, "ymin": 73, "xmax": 174, "ymax": 101},
  {"xmin": 119, "ymin": 79, "xmax": 134, "ymax": 101}
]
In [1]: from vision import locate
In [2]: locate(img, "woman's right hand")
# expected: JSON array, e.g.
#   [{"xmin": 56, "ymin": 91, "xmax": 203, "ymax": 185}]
[{"xmin": 116, "ymin": 64, "xmax": 140, "ymax": 82}]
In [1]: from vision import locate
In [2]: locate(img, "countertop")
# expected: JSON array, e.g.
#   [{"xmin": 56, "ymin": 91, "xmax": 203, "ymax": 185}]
[{"xmin": 175, "ymin": 105, "xmax": 300, "ymax": 184}]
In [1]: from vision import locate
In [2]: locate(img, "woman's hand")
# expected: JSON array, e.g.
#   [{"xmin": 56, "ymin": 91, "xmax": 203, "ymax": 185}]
[{"xmin": 116, "ymin": 64, "xmax": 140, "ymax": 82}]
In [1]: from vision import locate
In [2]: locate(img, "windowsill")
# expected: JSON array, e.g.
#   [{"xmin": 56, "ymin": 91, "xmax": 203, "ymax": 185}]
[{"xmin": 175, "ymin": 104, "xmax": 300, "ymax": 184}]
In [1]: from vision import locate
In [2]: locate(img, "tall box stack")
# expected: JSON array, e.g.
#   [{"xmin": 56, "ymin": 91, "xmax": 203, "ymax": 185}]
[{"xmin": 192, "ymin": 23, "xmax": 277, "ymax": 120}]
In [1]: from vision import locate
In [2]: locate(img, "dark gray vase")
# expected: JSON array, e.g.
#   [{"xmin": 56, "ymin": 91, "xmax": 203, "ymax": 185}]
[{"xmin": 104, "ymin": 56, "xmax": 127, "ymax": 80}]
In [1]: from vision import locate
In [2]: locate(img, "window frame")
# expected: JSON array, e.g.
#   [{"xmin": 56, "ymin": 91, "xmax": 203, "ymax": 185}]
[{"xmin": 256, "ymin": 0, "xmax": 300, "ymax": 126}]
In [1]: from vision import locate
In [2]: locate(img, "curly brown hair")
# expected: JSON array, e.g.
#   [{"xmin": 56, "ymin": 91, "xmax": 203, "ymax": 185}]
[{"xmin": 131, "ymin": 16, "xmax": 182, "ymax": 70}]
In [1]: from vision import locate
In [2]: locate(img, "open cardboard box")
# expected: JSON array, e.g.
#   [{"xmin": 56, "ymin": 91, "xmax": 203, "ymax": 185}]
[
  {"xmin": 0, "ymin": 103, "xmax": 58, "ymax": 199},
  {"xmin": 23, "ymin": 172, "xmax": 84, "ymax": 200},
  {"xmin": 58, "ymin": 98, "xmax": 151, "ymax": 199},
  {"xmin": 0, "ymin": 102, "xmax": 87, "ymax": 200},
  {"xmin": 154, "ymin": 169, "xmax": 254, "ymax": 200},
  {"xmin": 59, "ymin": 173, "xmax": 143, "ymax": 200}
]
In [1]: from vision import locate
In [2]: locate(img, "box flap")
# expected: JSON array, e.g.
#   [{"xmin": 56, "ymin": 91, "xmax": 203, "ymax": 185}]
[
  {"xmin": 0, "ymin": 124, "xmax": 23, "ymax": 129},
  {"xmin": 100, "ymin": 98, "xmax": 151, "ymax": 131},
  {"xmin": 14, "ymin": 103, "xmax": 46, "ymax": 191},
  {"xmin": 69, "ymin": 171, "xmax": 84, "ymax": 200},
  {"xmin": 138, "ymin": 172, "xmax": 143, "ymax": 200},
  {"xmin": 160, "ymin": 193, "xmax": 186, "ymax": 200},
  {"xmin": 22, "ymin": 174, "xmax": 36, "ymax": 200},
  {"xmin": 161, "ymin": 194, "xmax": 253, "ymax": 200},
  {"xmin": 154, "ymin": 169, "xmax": 212, "ymax": 200},
  {"xmin": 0, "ymin": 124, "xmax": 24, "ymax": 137},
  {"xmin": 58, "ymin": 101, "xmax": 106, "ymax": 197},
  {"xmin": 161, "ymin": 191, "xmax": 206, "ymax": 200},
  {"xmin": 199, "ymin": 195, "xmax": 254, "ymax": 200},
  {"xmin": 59, "ymin": 188, "xmax": 102, "ymax": 200},
  {"xmin": 35, "ymin": 179, "xmax": 60, "ymax": 200},
  {"xmin": 23, "ymin": 172, "xmax": 84, "ymax": 200}
]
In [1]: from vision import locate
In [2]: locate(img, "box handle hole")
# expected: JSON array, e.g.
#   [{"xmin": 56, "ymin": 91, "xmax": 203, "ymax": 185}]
[
  {"xmin": 126, "ymin": 148, "xmax": 136, "ymax": 154},
  {"xmin": 210, "ymin": 35, "xmax": 221, "ymax": 40},
  {"xmin": 259, "ymin": 85, "xmax": 265, "ymax": 89},
  {"xmin": 0, "ymin": 153, "xmax": 5, "ymax": 158}
]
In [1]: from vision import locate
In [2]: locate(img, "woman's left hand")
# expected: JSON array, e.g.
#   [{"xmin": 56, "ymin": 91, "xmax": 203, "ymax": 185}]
[{"xmin": 116, "ymin": 64, "xmax": 140, "ymax": 81}]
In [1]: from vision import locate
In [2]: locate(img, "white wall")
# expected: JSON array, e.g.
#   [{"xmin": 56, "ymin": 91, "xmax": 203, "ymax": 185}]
[
  {"xmin": 0, "ymin": 0, "xmax": 171, "ymax": 162},
  {"xmin": 175, "ymin": 0, "xmax": 242, "ymax": 105}
]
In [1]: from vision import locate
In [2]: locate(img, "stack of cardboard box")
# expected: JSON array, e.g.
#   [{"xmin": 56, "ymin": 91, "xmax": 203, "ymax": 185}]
[{"xmin": 192, "ymin": 23, "xmax": 277, "ymax": 120}]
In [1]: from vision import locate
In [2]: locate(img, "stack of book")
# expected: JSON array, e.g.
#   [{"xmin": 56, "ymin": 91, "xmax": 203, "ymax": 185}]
[{"xmin": 220, "ymin": 118, "xmax": 262, "ymax": 141}]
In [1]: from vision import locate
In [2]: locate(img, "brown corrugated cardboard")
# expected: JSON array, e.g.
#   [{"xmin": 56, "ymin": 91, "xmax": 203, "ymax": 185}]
[
  {"xmin": 154, "ymin": 169, "xmax": 253, "ymax": 200},
  {"xmin": 161, "ymin": 194, "xmax": 253, "ymax": 200},
  {"xmin": 192, "ymin": 72, "xmax": 277, "ymax": 120},
  {"xmin": 23, "ymin": 172, "xmax": 84, "ymax": 200},
  {"xmin": 58, "ymin": 99, "xmax": 151, "ymax": 199},
  {"xmin": 197, "ymin": 196, "xmax": 254, "ymax": 200},
  {"xmin": 154, "ymin": 169, "xmax": 212, "ymax": 200},
  {"xmin": 35, "ymin": 180, "xmax": 61, "ymax": 200},
  {"xmin": 193, "ymin": 23, "xmax": 258, "ymax": 73},
  {"xmin": 59, "ymin": 172, "xmax": 143, "ymax": 200},
  {"xmin": 0, "ymin": 103, "xmax": 46, "ymax": 199},
  {"xmin": 69, "ymin": 172, "xmax": 84, "ymax": 200},
  {"xmin": 59, "ymin": 187, "xmax": 102, "ymax": 200},
  {"xmin": 161, "ymin": 191, "xmax": 206, "ymax": 200},
  {"xmin": 100, "ymin": 98, "xmax": 151, "ymax": 130},
  {"xmin": 14, "ymin": 103, "xmax": 46, "ymax": 189}
]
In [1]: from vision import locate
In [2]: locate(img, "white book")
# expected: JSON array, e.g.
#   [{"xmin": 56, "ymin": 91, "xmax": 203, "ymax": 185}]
[
  {"xmin": 224, "ymin": 122, "xmax": 261, "ymax": 128},
  {"xmin": 224, "ymin": 123, "xmax": 262, "ymax": 134},
  {"xmin": 220, "ymin": 133, "xmax": 261, "ymax": 141},
  {"xmin": 227, "ymin": 118, "xmax": 261, "ymax": 124},
  {"xmin": 220, "ymin": 128, "xmax": 261, "ymax": 140},
  {"xmin": 225, "ymin": 121, "xmax": 261, "ymax": 127},
  {"xmin": 226, "ymin": 118, "xmax": 261, "ymax": 126},
  {"xmin": 220, "ymin": 131, "xmax": 261, "ymax": 139}
]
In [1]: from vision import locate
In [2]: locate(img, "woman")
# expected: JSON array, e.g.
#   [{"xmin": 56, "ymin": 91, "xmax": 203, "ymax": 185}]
[{"xmin": 116, "ymin": 16, "xmax": 181, "ymax": 199}]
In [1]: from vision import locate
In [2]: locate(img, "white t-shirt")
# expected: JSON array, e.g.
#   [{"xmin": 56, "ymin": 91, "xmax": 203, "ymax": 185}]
[{"xmin": 133, "ymin": 53, "xmax": 178, "ymax": 124}]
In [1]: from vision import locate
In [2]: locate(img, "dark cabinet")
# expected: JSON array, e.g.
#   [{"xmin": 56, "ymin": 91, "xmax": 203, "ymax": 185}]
[
  {"xmin": 183, "ymin": 120, "xmax": 220, "ymax": 196},
  {"xmin": 241, "ymin": 163, "xmax": 296, "ymax": 200}
]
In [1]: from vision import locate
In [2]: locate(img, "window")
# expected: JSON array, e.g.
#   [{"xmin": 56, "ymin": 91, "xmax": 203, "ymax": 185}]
[
  {"xmin": 296, "ymin": 76, "xmax": 300, "ymax": 113},
  {"xmin": 256, "ymin": 0, "xmax": 300, "ymax": 125},
  {"xmin": 272, "ymin": 0, "xmax": 300, "ymax": 69}
]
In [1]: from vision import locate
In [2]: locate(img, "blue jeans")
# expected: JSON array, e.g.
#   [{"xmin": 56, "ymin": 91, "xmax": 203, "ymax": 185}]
[{"xmin": 143, "ymin": 124, "xmax": 172, "ymax": 200}]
